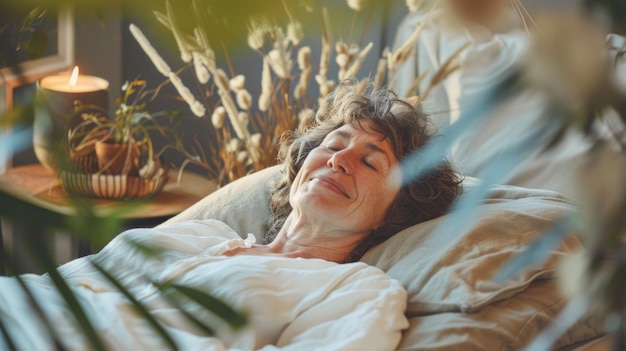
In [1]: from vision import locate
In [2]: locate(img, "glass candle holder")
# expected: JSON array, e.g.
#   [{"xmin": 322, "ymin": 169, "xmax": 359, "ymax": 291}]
[{"xmin": 34, "ymin": 69, "xmax": 109, "ymax": 170}]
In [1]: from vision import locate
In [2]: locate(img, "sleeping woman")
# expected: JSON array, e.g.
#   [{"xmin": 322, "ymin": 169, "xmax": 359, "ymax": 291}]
[{"xmin": 0, "ymin": 83, "xmax": 461, "ymax": 350}]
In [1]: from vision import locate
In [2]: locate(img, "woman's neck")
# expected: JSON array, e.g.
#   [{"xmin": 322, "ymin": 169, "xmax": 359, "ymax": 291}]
[{"xmin": 267, "ymin": 213, "xmax": 369, "ymax": 263}]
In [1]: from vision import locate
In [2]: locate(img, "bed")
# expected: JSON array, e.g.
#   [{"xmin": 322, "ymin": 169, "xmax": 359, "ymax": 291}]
[
  {"xmin": 0, "ymin": 163, "xmax": 608, "ymax": 350},
  {"xmin": 163, "ymin": 165, "xmax": 607, "ymax": 350}
]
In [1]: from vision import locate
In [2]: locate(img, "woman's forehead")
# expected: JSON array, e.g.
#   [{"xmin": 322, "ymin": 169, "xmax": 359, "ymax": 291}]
[
  {"xmin": 330, "ymin": 121, "xmax": 390, "ymax": 143},
  {"xmin": 328, "ymin": 122, "xmax": 397, "ymax": 159}
]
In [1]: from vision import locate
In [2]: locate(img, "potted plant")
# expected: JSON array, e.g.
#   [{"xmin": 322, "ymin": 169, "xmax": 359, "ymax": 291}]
[{"xmin": 63, "ymin": 79, "xmax": 181, "ymax": 198}]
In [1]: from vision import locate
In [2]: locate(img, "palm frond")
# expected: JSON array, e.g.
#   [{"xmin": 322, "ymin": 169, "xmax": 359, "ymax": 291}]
[{"xmin": 90, "ymin": 261, "xmax": 180, "ymax": 351}]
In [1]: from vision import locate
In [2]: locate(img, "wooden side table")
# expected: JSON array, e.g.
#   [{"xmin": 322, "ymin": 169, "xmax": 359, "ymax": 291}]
[
  {"xmin": 0, "ymin": 164, "xmax": 216, "ymax": 218},
  {"xmin": 0, "ymin": 164, "xmax": 216, "ymax": 273}
]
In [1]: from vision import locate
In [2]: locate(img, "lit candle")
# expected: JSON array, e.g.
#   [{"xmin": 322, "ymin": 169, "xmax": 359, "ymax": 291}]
[
  {"xmin": 34, "ymin": 66, "xmax": 110, "ymax": 170},
  {"xmin": 40, "ymin": 66, "xmax": 109, "ymax": 93}
]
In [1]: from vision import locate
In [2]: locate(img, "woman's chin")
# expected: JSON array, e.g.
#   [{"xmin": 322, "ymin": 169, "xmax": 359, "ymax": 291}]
[{"xmin": 294, "ymin": 193, "xmax": 347, "ymax": 217}]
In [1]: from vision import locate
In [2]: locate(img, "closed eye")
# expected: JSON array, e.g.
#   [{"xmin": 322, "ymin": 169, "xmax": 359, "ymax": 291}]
[
  {"xmin": 363, "ymin": 159, "xmax": 377, "ymax": 170},
  {"xmin": 323, "ymin": 144, "xmax": 341, "ymax": 151}
]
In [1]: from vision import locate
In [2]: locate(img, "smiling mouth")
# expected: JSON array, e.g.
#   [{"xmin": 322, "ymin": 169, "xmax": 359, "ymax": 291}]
[{"xmin": 311, "ymin": 176, "xmax": 351, "ymax": 199}]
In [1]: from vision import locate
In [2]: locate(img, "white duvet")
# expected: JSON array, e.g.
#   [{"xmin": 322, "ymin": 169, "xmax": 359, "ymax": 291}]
[{"xmin": 0, "ymin": 220, "xmax": 408, "ymax": 351}]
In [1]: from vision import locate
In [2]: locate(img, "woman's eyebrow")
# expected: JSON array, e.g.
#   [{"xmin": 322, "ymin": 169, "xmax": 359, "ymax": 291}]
[{"xmin": 333, "ymin": 129, "xmax": 352, "ymax": 140}]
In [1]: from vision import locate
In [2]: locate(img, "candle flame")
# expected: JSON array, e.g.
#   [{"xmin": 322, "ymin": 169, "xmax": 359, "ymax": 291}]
[{"xmin": 69, "ymin": 66, "xmax": 79, "ymax": 86}]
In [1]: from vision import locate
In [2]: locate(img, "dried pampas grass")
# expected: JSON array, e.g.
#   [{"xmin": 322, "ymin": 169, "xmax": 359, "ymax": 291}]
[{"xmin": 135, "ymin": 0, "xmax": 455, "ymax": 186}]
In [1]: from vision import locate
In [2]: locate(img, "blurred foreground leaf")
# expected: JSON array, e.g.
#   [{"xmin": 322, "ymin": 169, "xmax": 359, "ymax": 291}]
[
  {"xmin": 91, "ymin": 261, "xmax": 179, "ymax": 350},
  {"xmin": 400, "ymin": 72, "xmax": 523, "ymax": 186},
  {"xmin": 494, "ymin": 217, "xmax": 573, "ymax": 283},
  {"xmin": 168, "ymin": 284, "xmax": 247, "ymax": 330},
  {"xmin": 2, "ymin": 210, "xmax": 108, "ymax": 350}
]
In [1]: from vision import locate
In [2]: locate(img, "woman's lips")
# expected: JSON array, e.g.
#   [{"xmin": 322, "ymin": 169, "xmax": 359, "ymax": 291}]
[{"xmin": 311, "ymin": 176, "xmax": 351, "ymax": 199}]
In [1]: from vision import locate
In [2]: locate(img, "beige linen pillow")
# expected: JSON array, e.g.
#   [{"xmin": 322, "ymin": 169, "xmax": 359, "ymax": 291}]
[
  {"xmin": 360, "ymin": 179, "xmax": 582, "ymax": 315},
  {"xmin": 396, "ymin": 279, "xmax": 603, "ymax": 351},
  {"xmin": 162, "ymin": 166, "xmax": 277, "ymax": 236}
]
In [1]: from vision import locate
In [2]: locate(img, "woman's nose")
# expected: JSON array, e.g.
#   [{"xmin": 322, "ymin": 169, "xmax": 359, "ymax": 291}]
[{"xmin": 327, "ymin": 149, "xmax": 353, "ymax": 174}]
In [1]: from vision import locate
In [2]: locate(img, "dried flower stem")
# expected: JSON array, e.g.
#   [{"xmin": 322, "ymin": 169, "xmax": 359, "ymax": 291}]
[
  {"xmin": 343, "ymin": 42, "xmax": 374, "ymax": 79},
  {"xmin": 404, "ymin": 69, "xmax": 429, "ymax": 97},
  {"xmin": 347, "ymin": 0, "xmax": 365, "ymax": 12},
  {"xmin": 318, "ymin": 8, "xmax": 333, "ymax": 82},
  {"xmin": 295, "ymin": 67, "xmax": 312, "ymax": 99},
  {"xmin": 140, "ymin": 0, "xmax": 458, "ymax": 187},
  {"xmin": 194, "ymin": 27, "xmax": 216, "ymax": 66},
  {"xmin": 512, "ymin": 0, "xmax": 536, "ymax": 34},
  {"xmin": 192, "ymin": 52, "xmax": 210, "ymax": 84},
  {"xmin": 373, "ymin": 56, "xmax": 387, "ymax": 89},
  {"xmin": 267, "ymin": 28, "xmax": 293, "ymax": 79},
  {"xmin": 406, "ymin": 0, "xmax": 423, "ymax": 13},
  {"xmin": 356, "ymin": 78, "xmax": 369, "ymax": 94},
  {"xmin": 153, "ymin": 11, "xmax": 171, "ymax": 31},
  {"xmin": 129, "ymin": 24, "xmax": 171, "ymax": 77},
  {"xmin": 211, "ymin": 68, "xmax": 248, "ymax": 139},
  {"xmin": 357, "ymin": 5, "xmax": 374, "ymax": 45},
  {"xmin": 166, "ymin": 0, "xmax": 192, "ymax": 63},
  {"xmin": 389, "ymin": 21, "xmax": 425, "ymax": 76},
  {"xmin": 131, "ymin": 23, "xmax": 207, "ymax": 119},
  {"xmin": 418, "ymin": 42, "xmax": 470, "ymax": 102},
  {"xmin": 259, "ymin": 58, "xmax": 273, "ymax": 112},
  {"xmin": 168, "ymin": 72, "xmax": 206, "ymax": 117}
]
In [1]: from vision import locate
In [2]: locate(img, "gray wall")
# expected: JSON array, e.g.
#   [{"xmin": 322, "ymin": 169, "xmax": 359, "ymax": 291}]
[{"xmin": 74, "ymin": 6, "xmax": 123, "ymax": 113}]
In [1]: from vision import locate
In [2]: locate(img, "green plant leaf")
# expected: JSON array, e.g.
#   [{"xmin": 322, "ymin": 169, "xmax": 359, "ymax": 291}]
[
  {"xmin": 400, "ymin": 71, "xmax": 522, "ymax": 186},
  {"xmin": 22, "ymin": 29, "xmax": 48, "ymax": 59},
  {"xmin": 169, "ymin": 284, "xmax": 247, "ymax": 330},
  {"xmin": 64, "ymin": 197, "xmax": 127, "ymax": 247},
  {"xmin": 522, "ymin": 296, "xmax": 591, "ymax": 351},
  {"xmin": 90, "ymin": 261, "xmax": 179, "ymax": 351},
  {"xmin": 0, "ymin": 312, "xmax": 19, "ymax": 351},
  {"xmin": 19, "ymin": 7, "xmax": 48, "ymax": 30},
  {"xmin": 123, "ymin": 237, "xmax": 167, "ymax": 259},
  {"xmin": 493, "ymin": 217, "xmax": 573, "ymax": 283},
  {"xmin": 152, "ymin": 282, "xmax": 217, "ymax": 336},
  {"xmin": 0, "ymin": 188, "xmax": 112, "ymax": 350},
  {"xmin": 30, "ymin": 246, "xmax": 107, "ymax": 351},
  {"xmin": 0, "ymin": 190, "xmax": 62, "ymax": 229},
  {"xmin": 0, "ymin": 269, "xmax": 66, "ymax": 351}
]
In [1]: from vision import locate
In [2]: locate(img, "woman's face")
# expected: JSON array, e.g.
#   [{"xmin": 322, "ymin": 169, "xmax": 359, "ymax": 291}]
[{"xmin": 290, "ymin": 120, "xmax": 402, "ymax": 235}]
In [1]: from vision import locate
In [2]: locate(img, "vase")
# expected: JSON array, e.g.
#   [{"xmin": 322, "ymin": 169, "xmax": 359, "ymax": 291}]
[{"xmin": 94, "ymin": 139, "xmax": 141, "ymax": 176}]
